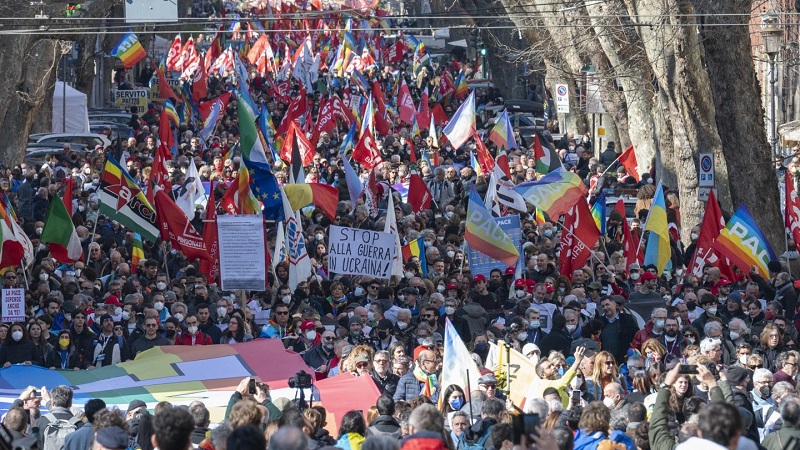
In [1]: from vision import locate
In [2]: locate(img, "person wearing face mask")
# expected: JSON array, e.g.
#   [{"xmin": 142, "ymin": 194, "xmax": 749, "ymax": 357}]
[
  {"xmin": 538, "ymin": 315, "xmax": 571, "ymax": 357},
  {"xmin": 691, "ymin": 294, "xmax": 723, "ymax": 339},
  {"xmin": 370, "ymin": 319, "xmax": 396, "ymax": 351},
  {"xmin": 0, "ymin": 324, "xmax": 36, "ymax": 368},
  {"xmin": 286, "ymin": 320, "xmax": 320, "ymax": 354},
  {"xmin": 303, "ymin": 330, "xmax": 337, "ymax": 380},
  {"xmin": 174, "ymin": 314, "xmax": 213, "ymax": 346},
  {"xmin": 631, "ymin": 308, "xmax": 668, "ymax": 351},
  {"xmin": 625, "ymin": 265, "xmax": 642, "ymax": 291}
]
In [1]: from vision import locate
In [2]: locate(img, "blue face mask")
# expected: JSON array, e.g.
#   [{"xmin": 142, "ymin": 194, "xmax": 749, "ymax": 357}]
[
  {"xmin": 449, "ymin": 397, "xmax": 464, "ymax": 410},
  {"xmin": 557, "ymin": 367, "xmax": 566, "ymax": 376}
]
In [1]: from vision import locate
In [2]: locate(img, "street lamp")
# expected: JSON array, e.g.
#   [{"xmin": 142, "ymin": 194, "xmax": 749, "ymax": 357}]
[{"xmin": 761, "ymin": 11, "xmax": 782, "ymax": 159}]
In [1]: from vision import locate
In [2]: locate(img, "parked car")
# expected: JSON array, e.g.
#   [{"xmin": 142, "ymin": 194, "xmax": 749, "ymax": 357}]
[
  {"xmin": 24, "ymin": 143, "xmax": 89, "ymax": 166},
  {"xmin": 88, "ymin": 113, "xmax": 133, "ymax": 126},
  {"xmin": 29, "ymin": 133, "xmax": 111, "ymax": 149}
]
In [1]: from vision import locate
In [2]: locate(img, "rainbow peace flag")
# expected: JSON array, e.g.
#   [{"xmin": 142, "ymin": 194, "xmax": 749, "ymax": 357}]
[
  {"xmin": 513, "ymin": 167, "xmax": 587, "ymax": 219},
  {"xmin": 131, "ymin": 232, "xmax": 144, "ymax": 273},
  {"xmin": 0, "ymin": 340, "xmax": 310, "ymax": 422},
  {"xmin": 454, "ymin": 70, "xmax": 469, "ymax": 99},
  {"xmin": 401, "ymin": 237, "xmax": 427, "ymax": 275},
  {"xmin": 488, "ymin": 109, "xmax": 516, "ymax": 150},
  {"xmin": 163, "ymin": 100, "xmax": 180, "ymax": 126},
  {"xmin": 465, "ymin": 186, "xmax": 519, "ymax": 266},
  {"xmin": 110, "ymin": 33, "xmax": 147, "ymax": 68},
  {"xmin": 236, "ymin": 164, "xmax": 261, "ymax": 215},
  {"xmin": 590, "ymin": 191, "xmax": 606, "ymax": 235},
  {"xmin": 643, "ymin": 183, "xmax": 670, "ymax": 273},
  {"xmin": 470, "ymin": 150, "xmax": 482, "ymax": 176},
  {"xmin": 713, "ymin": 204, "xmax": 777, "ymax": 278}
]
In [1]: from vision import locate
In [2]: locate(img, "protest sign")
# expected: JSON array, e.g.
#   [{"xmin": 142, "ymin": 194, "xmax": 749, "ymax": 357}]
[
  {"xmin": 328, "ymin": 225, "xmax": 395, "ymax": 278},
  {"xmin": 2, "ymin": 288, "xmax": 25, "ymax": 323},
  {"xmin": 467, "ymin": 214, "xmax": 522, "ymax": 277},
  {"xmin": 217, "ymin": 215, "xmax": 266, "ymax": 291}
]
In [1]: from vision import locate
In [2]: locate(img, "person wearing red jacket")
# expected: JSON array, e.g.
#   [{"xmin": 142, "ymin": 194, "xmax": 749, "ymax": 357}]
[{"xmin": 175, "ymin": 314, "xmax": 213, "ymax": 346}]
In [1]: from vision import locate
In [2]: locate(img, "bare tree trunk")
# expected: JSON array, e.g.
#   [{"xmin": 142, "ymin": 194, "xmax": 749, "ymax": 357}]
[{"xmin": 697, "ymin": 0, "xmax": 785, "ymax": 248}]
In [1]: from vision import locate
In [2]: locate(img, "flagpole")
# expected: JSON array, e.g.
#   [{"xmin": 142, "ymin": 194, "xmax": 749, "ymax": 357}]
[
  {"xmin": 465, "ymin": 368, "xmax": 474, "ymax": 424},
  {"xmin": 19, "ymin": 259, "xmax": 29, "ymax": 291},
  {"xmin": 552, "ymin": 221, "xmax": 610, "ymax": 273}
]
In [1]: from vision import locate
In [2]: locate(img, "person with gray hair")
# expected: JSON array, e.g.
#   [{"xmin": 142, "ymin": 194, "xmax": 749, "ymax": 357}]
[
  {"xmin": 762, "ymin": 382, "xmax": 798, "ymax": 437},
  {"xmin": 773, "ymin": 350, "xmax": 799, "ymax": 387},
  {"xmin": 752, "ymin": 367, "xmax": 776, "ymax": 436},
  {"xmin": 36, "ymin": 385, "xmax": 81, "ymax": 447},
  {"xmin": 209, "ymin": 425, "xmax": 231, "ymax": 450},
  {"xmin": 762, "ymin": 394, "xmax": 800, "ymax": 450},
  {"xmin": 427, "ymin": 166, "xmax": 455, "ymax": 207},
  {"xmin": 268, "ymin": 425, "xmax": 308, "ymax": 450}
]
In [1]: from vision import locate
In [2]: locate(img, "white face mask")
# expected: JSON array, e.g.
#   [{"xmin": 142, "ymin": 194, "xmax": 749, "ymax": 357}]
[
  {"xmin": 354, "ymin": 287, "xmax": 365, "ymax": 296},
  {"xmin": 217, "ymin": 307, "xmax": 227, "ymax": 318},
  {"xmin": 154, "ymin": 302, "xmax": 164, "ymax": 311},
  {"xmin": 437, "ymin": 285, "xmax": 446, "ymax": 293},
  {"xmin": 11, "ymin": 331, "xmax": 22, "ymax": 341},
  {"xmin": 121, "ymin": 311, "xmax": 131, "ymax": 320},
  {"xmin": 404, "ymin": 271, "xmax": 414, "ymax": 279},
  {"xmin": 707, "ymin": 306, "xmax": 718, "ymax": 316},
  {"xmin": 566, "ymin": 324, "xmax": 577, "ymax": 332},
  {"xmin": 398, "ymin": 322, "xmax": 409, "ymax": 330},
  {"xmin": 35, "ymin": 227, "xmax": 43, "ymax": 235},
  {"xmin": 517, "ymin": 332, "xmax": 528, "ymax": 341},
  {"xmin": 187, "ymin": 326, "xmax": 198, "ymax": 335},
  {"xmin": 730, "ymin": 332, "xmax": 740, "ymax": 341},
  {"xmin": 39, "ymin": 273, "xmax": 49, "ymax": 281},
  {"xmin": 305, "ymin": 330, "xmax": 317, "ymax": 341},
  {"xmin": 630, "ymin": 272, "xmax": 640, "ymax": 281},
  {"xmin": 690, "ymin": 232, "xmax": 699, "ymax": 240},
  {"xmin": 445, "ymin": 306, "xmax": 455, "ymax": 315},
  {"xmin": 739, "ymin": 354, "xmax": 748, "ymax": 365},
  {"xmin": 282, "ymin": 295, "xmax": 292, "ymax": 304},
  {"xmin": 515, "ymin": 290, "xmax": 527, "ymax": 299},
  {"xmin": 114, "ymin": 307, "xmax": 122, "ymax": 316},
  {"xmin": 315, "ymin": 233, "xmax": 324, "ymax": 241},
  {"xmin": 174, "ymin": 313, "xmax": 185, "ymax": 322},
  {"xmin": 156, "ymin": 282, "xmax": 167, "ymax": 291},
  {"xmin": 603, "ymin": 397, "xmax": 616, "ymax": 409}
]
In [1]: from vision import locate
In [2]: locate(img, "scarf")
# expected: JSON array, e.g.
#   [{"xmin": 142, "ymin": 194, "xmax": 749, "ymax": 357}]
[{"xmin": 413, "ymin": 365, "xmax": 438, "ymax": 398}]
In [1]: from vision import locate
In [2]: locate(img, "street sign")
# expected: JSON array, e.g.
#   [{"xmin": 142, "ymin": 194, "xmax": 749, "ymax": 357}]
[
  {"xmin": 698, "ymin": 187, "xmax": 717, "ymax": 202},
  {"xmin": 698, "ymin": 153, "xmax": 715, "ymax": 187},
  {"xmin": 555, "ymin": 83, "xmax": 570, "ymax": 113}
]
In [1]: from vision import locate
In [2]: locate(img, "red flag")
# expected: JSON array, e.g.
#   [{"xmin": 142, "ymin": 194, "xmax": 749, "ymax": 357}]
[
  {"xmin": 181, "ymin": 36, "xmax": 200, "ymax": 78},
  {"xmin": 276, "ymin": 89, "xmax": 308, "ymax": 135},
  {"xmin": 619, "ymin": 145, "xmax": 640, "ymax": 182},
  {"xmin": 330, "ymin": 94, "xmax": 355, "ymax": 124},
  {"xmin": 374, "ymin": 110, "xmax": 391, "ymax": 137},
  {"xmin": 407, "ymin": 173, "xmax": 432, "ymax": 213},
  {"xmin": 496, "ymin": 154, "xmax": 513, "ymax": 180},
  {"xmin": 689, "ymin": 189, "xmax": 732, "ymax": 279},
  {"xmin": 199, "ymin": 186, "xmax": 219, "ymax": 284},
  {"xmin": 559, "ymin": 200, "xmax": 601, "ymax": 277},
  {"xmin": 352, "ymin": 128, "xmax": 383, "ymax": 170},
  {"xmin": 416, "ymin": 88, "xmax": 430, "ymax": 128},
  {"xmin": 218, "ymin": 176, "xmax": 241, "ymax": 215},
  {"xmin": 280, "ymin": 122, "xmax": 314, "ymax": 167},
  {"xmin": 147, "ymin": 143, "xmax": 172, "ymax": 205},
  {"xmin": 247, "ymin": 33, "xmax": 270, "ymax": 65},
  {"xmin": 166, "ymin": 35, "xmax": 183, "ymax": 73},
  {"xmin": 156, "ymin": 67, "xmax": 179, "ymax": 102},
  {"xmin": 311, "ymin": 99, "xmax": 336, "ymax": 146},
  {"xmin": 398, "ymin": 80, "xmax": 415, "ymax": 125},
  {"xmin": 615, "ymin": 199, "xmax": 643, "ymax": 275},
  {"xmin": 153, "ymin": 188, "xmax": 208, "ymax": 262},
  {"xmin": 439, "ymin": 71, "xmax": 455, "ymax": 98},
  {"xmin": 198, "ymin": 92, "xmax": 231, "ymax": 122},
  {"xmin": 473, "ymin": 132, "xmax": 495, "ymax": 175},
  {"xmin": 204, "ymin": 36, "xmax": 221, "ymax": 73},
  {"xmin": 431, "ymin": 103, "xmax": 448, "ymax": 126},
  {"xmin": 192, "ymin": 61, "xmax": 207, "ymax": 102},
  {"xmin": 387, "ymin": 40, "xmax": 405, "ymax": 63},
  {"xmin": 158, "ymin": 104, "xmax": 174, "ymax": 150},
  {"xmin": 786, "ymin": 172, "xmax": 800, "ymax": 253},
  {"xmin": 371, "ymin": 81, "xmax": 387, "ymax": 116}
]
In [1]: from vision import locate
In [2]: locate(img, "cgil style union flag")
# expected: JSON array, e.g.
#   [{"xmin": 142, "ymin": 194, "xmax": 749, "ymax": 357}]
[{"xmin": 98, "ymin": 155, "xmax": 159, "ymax": 242}]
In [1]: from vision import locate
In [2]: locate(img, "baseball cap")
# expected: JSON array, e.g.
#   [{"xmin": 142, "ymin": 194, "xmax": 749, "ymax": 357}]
[
  {"xmin": 300, "ymin": 320, "xmax": 316, "ymax": 330},
  {"xmin": 504, "ymin": 267, "xmax": 515, "ymax": 276},
  {"xmin": 639, "ymin": 272, "xmax": 658, "ymax": 281},
  {"xmin": 473, "ymin": 274, "xmax": 486, "ymax": 283}
]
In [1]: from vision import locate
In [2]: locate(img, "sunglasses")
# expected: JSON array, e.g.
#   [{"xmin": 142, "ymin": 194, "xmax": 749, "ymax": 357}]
[
  {"xmin": 275, "ymin": 311, "xmax": 289, "ymax": 315},
  {"xmin": 145, "ymin": 324, "xmax": 158, "ymax": 328}
]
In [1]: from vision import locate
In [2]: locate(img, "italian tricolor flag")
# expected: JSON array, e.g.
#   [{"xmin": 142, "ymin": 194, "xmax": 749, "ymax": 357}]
[{"xmin": 40, "ymin": 177, "xmax": 83, "ymax": 262}]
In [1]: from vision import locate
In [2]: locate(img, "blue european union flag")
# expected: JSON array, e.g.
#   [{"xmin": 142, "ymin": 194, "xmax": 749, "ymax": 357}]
[{"xmin": 245, "ymin": 159, "xmax": 283, "ymax": 221}]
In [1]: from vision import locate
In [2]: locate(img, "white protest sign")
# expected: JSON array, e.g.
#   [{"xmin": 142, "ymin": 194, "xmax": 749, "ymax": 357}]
[
  {"xmin": 217, "ymin": 215, "xmax": 266, "ymax": 291},
  {"xmin": 2, "ymin": 288, "xmax": 25, "ymax": 323},
  {"xmin": 328, "ymin": 225, "xmax": 396, "ymax": 279}
]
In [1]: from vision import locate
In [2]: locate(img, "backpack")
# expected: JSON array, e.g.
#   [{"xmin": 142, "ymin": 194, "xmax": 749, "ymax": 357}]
[
  {"xmin": 460, "ymin": 424, "xmax": 494, "ymax": 450},
  {"xmin": 42, "ymin": 413, "xmax": 82, "ymax": 450}
]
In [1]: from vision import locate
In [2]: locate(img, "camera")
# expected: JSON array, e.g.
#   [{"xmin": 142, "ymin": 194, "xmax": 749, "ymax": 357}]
[{"xmin": 288, "ymin": 370, "xmax": 313, "ymax": 389}]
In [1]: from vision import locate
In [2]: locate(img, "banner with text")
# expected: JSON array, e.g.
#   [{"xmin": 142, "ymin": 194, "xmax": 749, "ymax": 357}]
[
  {"xmin": 217, "ymin": 215, "xmax": 266, "ymax": 291},
  {"xmin": 2, "ymin": 289, "xmax": 25, "ymax": 323},
  {"xmin": 467, "ymin": 215, "xmax": 522, "ymax": 277},
  {"xmin": 328, "ymin": 226, "xmax": 395, "ymax": 279}
]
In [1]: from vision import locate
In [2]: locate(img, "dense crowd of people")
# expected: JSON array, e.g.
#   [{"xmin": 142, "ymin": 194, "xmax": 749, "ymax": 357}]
[{"xmin": 3, "ymin": 3, "xmax": 800, "ymax": 450}]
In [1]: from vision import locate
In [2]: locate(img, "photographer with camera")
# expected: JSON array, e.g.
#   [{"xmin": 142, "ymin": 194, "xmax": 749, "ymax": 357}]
[{"xmin": 224, "ymin": 377, "xmax": 281, "ymax": 423}]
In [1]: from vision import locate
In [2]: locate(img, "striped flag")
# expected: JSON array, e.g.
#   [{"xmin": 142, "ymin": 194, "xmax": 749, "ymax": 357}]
[{"xmin": 131, "ymin": 233, "xmax": 144, "ymax": 273}]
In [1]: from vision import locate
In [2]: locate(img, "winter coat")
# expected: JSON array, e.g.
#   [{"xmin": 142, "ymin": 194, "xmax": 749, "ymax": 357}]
[{"xmin": 366, "ymin": 415, "xmax": 402, "ymax": 440}]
